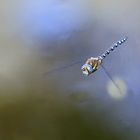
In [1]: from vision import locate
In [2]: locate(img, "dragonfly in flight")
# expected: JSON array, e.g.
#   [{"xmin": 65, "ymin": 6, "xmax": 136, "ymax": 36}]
[
  {"xmin": 44, "ymin": 37, "xmax": 128, "ymax": 94},
  {"xmin": 81, "ymin": 37, "xmax": 128, "ymax": 76}
]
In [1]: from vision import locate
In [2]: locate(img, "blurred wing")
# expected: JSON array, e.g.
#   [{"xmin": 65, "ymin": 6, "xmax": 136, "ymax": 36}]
[
  {"xmin": 43, "ymin": 60, "xmax": 82, "ymax": 77},
  {"xmin": 101, "ymin": 64, "xmax": 123, "ymax": 95}
]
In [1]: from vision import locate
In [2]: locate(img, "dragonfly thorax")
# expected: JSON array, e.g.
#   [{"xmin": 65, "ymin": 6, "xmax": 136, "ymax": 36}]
[{"xmin": 81, "ymin": 57, "xmax": 102, "ymax": 76}]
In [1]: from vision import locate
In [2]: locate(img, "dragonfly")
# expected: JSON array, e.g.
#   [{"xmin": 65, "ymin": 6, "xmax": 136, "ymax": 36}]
[
  {"xmin": 44, "ymin": 37, "xmax": 128, "ymax": 94},
  {"xmin": 81, "ymin": 37, "xmax": 128, "ymax": 76}
]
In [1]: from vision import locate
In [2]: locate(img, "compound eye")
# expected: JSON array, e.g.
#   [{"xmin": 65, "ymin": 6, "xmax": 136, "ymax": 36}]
[
  {"xmin": 82, "ymin": 67, "xmax": 86, "ymax": 71},
  {"xmin": 81, "ymin": 64, "xmax": 94, "ymax": 76},
  {"xmin": 81, "ymin": 65, "xmax": 89, "ymax": 76},
  {"xmin": 82, "ymin": 69, "xmax": 89, "ymax": 76}
]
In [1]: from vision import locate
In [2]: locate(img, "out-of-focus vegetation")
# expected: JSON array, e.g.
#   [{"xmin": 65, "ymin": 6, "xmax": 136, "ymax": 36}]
[{"xmin": 0, "ymin": 93, "xmax": 130, "ymax": 140}]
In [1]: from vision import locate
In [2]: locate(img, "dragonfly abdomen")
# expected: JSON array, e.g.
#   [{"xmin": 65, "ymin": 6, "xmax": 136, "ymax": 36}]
[{"xmin": 101, "ymin": 37, "xmax": 128, "ymax": 59}]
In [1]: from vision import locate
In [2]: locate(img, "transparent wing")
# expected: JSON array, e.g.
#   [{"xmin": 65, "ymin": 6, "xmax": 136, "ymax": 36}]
[
  {"xmin": 43, "ymin": 60, "xmax": 83, "ymax": 77},
  {"xmin": 43, "ymin": 57, "xmax": 124, "ymax": 96},
  {"xmin": 101, "ymin": 64, "xmax": 123, "ymax": 95}
]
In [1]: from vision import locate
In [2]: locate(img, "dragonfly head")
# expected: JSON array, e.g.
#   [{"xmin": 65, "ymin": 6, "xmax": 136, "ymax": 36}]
[{"xmin": 81, "ymin": 64, "xmax": 95, "ymax": 76}]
